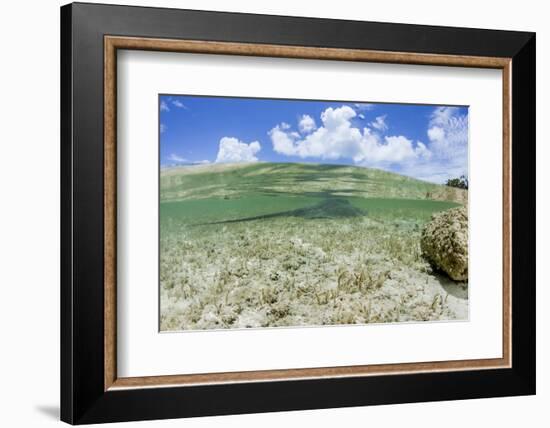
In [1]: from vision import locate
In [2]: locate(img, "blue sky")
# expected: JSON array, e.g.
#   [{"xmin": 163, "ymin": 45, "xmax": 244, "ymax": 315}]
[{"xmin": 159, "ymin": 95, "xmax": 468, "ymax": 183}]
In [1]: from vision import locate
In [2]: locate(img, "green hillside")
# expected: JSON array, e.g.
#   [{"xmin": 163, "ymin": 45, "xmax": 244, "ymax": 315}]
[{"xmin": 160, "ymin": 162, "xmax": 465, "ymax": 226}]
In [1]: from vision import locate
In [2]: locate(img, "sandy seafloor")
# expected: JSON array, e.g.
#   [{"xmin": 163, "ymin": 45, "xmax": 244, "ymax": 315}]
[{"xmin": 160, "ymin": 215, "xmax": 468, "ymax": 331}]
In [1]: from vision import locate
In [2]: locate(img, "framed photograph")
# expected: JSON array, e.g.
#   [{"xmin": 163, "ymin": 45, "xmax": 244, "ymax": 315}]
[{"xmin": 60, "ymin": 2, "xmax": 535, "ymax": 424}]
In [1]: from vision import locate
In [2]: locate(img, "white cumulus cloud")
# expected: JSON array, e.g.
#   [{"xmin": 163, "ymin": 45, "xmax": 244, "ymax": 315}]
[
  {"xmin": 368, "ymin": 135, "xmax": 429, "ymax": 164},
  {"xmin": 396, "ymin": 106, "xmax": 468, "ymax": 183},
  {"xmin": 269, "ymin": 105, "xmax": 429, "ymax": 166},
  {"xmin": 160, "ymin": 100, "xmax": 170, "ymax": 112},
  {"xmin": 215, "ymin": 137, "xmax": 261, "ymax": 163},
  {"xmin": 298, "ymin": 114, "xmax": 316, "ymax": 134},
  {"xmin": 370, "ymin": 115, "xmax": 388, "ymax": 131},
  {"xmin": 427, "ymin": 106, "xmax": 468, "ymax": 158},
  {"xmin": 172, "ymin": 99, "xmax": 188, "ymax": 109},
  {"xmin": 167, "ymin": 153, "xmax": 187, "ymax": 163},
  {"xmin": 354, "ymin": 103, "xmax": 375, "ymax": 111}
]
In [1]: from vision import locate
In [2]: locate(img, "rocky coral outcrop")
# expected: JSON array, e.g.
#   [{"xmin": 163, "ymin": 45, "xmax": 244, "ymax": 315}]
[{"xmin": 421, "ymin": 206, "xmax": 468, "ymax": 281}]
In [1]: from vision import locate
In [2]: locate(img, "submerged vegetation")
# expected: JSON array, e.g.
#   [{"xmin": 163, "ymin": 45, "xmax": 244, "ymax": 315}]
[{"xmin": 160, "ymin": 162, "xmax": 468, "ymax": 331}]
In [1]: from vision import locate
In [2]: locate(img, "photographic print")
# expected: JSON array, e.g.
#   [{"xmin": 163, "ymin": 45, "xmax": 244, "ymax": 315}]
[{"xmin": 159, "ymin": 95, "xmax": 469, "ymax": 332}]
